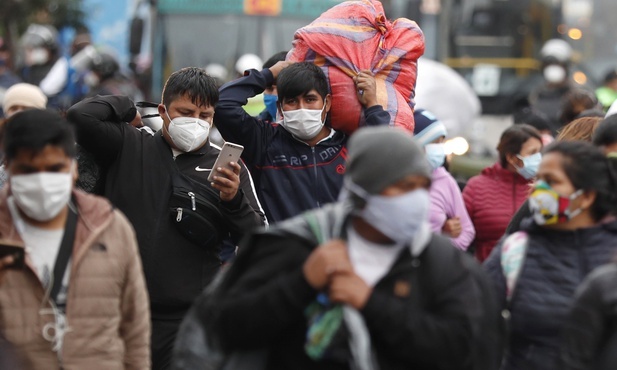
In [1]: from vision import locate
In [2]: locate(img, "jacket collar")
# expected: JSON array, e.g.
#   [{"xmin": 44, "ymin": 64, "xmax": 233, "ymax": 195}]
[{"xmin": 157, "ymin": 131, "xmax": 212, "ymax": 156}]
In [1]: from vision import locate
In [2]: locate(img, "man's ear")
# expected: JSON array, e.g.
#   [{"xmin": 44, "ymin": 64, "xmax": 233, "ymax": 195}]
[
  {"xmin": 158, "ymin": 104, "xmax": 166, "ymax": 118},
  {"xmin": 324, "ymin": 94, "xmax": 332, "ymax": 113}
]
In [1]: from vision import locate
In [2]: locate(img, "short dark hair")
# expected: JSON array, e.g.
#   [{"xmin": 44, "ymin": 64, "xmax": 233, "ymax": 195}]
[
  {"xmin": 277, "ymin": 62, "xmax": 329, "ymax": 102},
  {"xmin": 161, "ymin": 67, "xmax": 219, "ymax": 108},
  {"xmin": 544, "ymin": 141, "xmax": 617, "ymax": 221},
  {"xmin": 592, "ymin": 114, "xmax": 617, "ymax": 147},
  {"xmin": 263, "ymin": 51, "xmax": 288, "ymax": 69},
  {"xmin": 2, "ymin": 109, "xmax": 76, "ymax": 161},
  {"xmin": 497, "ymin": 124, "xmax": 543, "ymax": 168},
  {"xmin": 560, "ymin": 88, "xmax": 599, "ymax": 125}
]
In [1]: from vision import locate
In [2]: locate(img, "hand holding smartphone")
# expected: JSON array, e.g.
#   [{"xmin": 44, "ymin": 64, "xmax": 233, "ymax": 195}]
[{"xmin": 207, "ymin": 142, "xmax": 244, "ymax": 182}]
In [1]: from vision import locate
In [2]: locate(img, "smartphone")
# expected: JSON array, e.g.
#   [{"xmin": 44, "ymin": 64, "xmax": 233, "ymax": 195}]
[
  {"xmin": 0, "ymin": 239, "xmax": 25, "ymax": 269},
  {"xmin": 207, "ymin": 142, "xmax": 245, "ymax": 182}
]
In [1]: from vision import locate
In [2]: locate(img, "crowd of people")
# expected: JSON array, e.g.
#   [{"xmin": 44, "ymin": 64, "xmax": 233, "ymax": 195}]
[{"xmin": 0, "ymin": 16, "xmax": 617, "ymax": 370}]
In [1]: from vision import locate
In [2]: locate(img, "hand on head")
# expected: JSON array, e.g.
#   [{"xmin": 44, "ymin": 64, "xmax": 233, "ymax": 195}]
[{"xmin": 269, "ymin": 61, "xmax": 294, "ymax": 80}]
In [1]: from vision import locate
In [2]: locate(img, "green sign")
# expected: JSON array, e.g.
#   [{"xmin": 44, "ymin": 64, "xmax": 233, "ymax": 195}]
[{"xmin": 158, "ymin": 0, "xmax": 345, "ymax": 18}]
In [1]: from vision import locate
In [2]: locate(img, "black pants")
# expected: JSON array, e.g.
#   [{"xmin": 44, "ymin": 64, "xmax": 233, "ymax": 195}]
[{"xmin": 151, "ymin": 317, "xmax": 183, "ymax": 370}]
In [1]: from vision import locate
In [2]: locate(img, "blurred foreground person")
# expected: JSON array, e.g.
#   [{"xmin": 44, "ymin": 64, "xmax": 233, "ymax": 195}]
[
  {"xmin": 560, "ymin": 260, "xmax": 617, "ymax": 370},
  {"xmin": 485, "ymin": 141, "xmax": 617, "ymax": 370},
  {"xmin": 175, "ymin": 127, "xmax": 499, "ymax": 370},
  {"xmin": 0, "ymin": 110, "xmax": 150, "ymax": 369}
]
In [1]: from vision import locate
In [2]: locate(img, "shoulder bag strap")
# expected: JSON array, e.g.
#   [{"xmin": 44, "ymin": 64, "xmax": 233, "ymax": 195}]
[{"xmin": 50, "ymin": 200, "xmax": 78, "ymax": 306}]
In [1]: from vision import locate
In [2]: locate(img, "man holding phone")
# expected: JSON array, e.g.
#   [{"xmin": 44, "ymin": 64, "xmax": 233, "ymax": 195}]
[
  {"xmin": 0, "ymin": 109, "xmax": 150, "ymax": 369},
  {"xmin": 67, "ymin": 67, "xmax": 267, "ymax": 370}
]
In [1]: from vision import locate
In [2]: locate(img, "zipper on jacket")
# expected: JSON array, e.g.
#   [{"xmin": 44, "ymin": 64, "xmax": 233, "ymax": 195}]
[
  {"xmin": 311, "ymin": 147, "xmax": 320, "ymax": 208},
  {"xmin": 176, "ymin": 207, "xmax": 183, "ymax": 222},
  {"xmin": 188, "ymin": 192, "xmax": 196, "ymax": 211}
]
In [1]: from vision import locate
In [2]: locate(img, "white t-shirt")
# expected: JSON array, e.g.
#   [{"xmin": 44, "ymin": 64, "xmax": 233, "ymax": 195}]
[
  {"xmin": 347, "ymin": 225, "xmax": 405, "ymax": 287},
  {"xmin": 8, "ymin": 197, "xmax": 70, "ymax": 305}
]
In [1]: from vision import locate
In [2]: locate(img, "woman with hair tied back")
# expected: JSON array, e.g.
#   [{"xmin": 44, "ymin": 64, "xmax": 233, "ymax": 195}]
[
  {"xmin": 484, "ymin": 141, "xmax": 617, "ymax": 370},
  {"xmin": 463, "ymin": 124, "xmax": 543, "ymax": 262}
]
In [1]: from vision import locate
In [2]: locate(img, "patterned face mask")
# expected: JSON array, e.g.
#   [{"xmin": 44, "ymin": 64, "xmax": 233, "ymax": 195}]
[{"xmin": 528, "ymin": 180, "xmax": 583, "ymax": 225}]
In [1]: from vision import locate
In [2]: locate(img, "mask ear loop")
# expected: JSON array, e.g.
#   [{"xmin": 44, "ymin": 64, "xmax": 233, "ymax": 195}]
[{"xmin": 565, "ymin": 189, "xmax": 585, "ymax": 219}]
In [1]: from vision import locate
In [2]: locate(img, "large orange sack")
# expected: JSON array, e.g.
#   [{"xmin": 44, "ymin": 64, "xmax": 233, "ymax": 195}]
[{"xmin": 287, "ymin": 0, "xmax": 424, "ymax": 134}]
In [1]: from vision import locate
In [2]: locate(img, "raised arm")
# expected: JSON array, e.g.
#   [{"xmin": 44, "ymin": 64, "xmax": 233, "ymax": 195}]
[
  {"xmin": 214, "ymin": 65, "xmax": 289, "ymax": 164},
  {"xmin": 66, "ymin": 95, "xmax": 137, "ymax": 167},
  {"xmin": 354, "ymin": 70, "xmax": 392, "ymax": 127}
]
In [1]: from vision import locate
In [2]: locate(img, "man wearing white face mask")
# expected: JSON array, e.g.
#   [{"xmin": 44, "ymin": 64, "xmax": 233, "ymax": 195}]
[
  {"xmin": 529, "ymin": 39, "xmax": 578, "ymax": 134},
  {"xmin": 413, "ymin": 109, "xmax": 475, "ymax": 251},
  {"xmin": 215, "ymin": 61, "xmax": 391, "ymax": 223},
  {"xmin": 189, "ymin": 126, "xmax": 497, "ymax": 370},
  {"xmin": 0, "ymin": 109, "xmax": 150, "ymax": 369},
  {"xmin": 67, "ymin": 67, "xmax": 266, "ymax": 370}
]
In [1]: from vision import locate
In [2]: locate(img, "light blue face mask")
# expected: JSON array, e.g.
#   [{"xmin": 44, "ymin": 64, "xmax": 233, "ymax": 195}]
[
  {"xmin": 361, "ymin": 188, "xmax": 430, "ymax": 245},
  {"xmin": 425, "ymin": 143, "xmax": 446, "ymax": 171},
  {"xmin": 516, "ymin": 152, "xmax": 542, "ymax": 180},
  {"xmin": 263, "ymin": 94, "xmax": 278, "ymax": 120}
]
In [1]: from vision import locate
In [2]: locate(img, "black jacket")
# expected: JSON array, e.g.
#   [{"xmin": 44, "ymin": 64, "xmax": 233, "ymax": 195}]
[
  {"xmin": 214, "ymin": 69, "xmax": 391, "ymax": 223},
  {"xmin": 67, "ymin": 95, "xmax": 267, "ymax": 317},
  {"xmin": 560, "ymin": 263, "xmax": 617, "ymax": 370},
  {"xmin": 195, "ymin": 203, "xmax": 489, "ymax": 370},
  {"xmin": 485, "ymin": 221, "xmax": 617, "ymax": 370}
]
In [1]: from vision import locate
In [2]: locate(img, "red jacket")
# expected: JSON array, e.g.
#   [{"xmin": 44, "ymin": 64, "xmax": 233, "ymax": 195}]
[{"xmin": 463, "ymin": 162, "xmax": 532, "ymax": 261}]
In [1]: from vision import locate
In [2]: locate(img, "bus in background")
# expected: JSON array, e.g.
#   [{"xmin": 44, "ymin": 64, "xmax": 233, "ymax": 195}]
[
  {"xmin": 129, "ymin": 0, "xmax": 349, "ymax": 101},
  {"xmin": 410, "ymin": 0, "xmax": 615, "ymax": 115}
]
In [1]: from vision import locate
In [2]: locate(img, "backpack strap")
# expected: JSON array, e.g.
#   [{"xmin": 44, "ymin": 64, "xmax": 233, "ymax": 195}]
[
  {"xmin": 500, "ymin": 231, "xmax": 529, "ymax": 303},
  {"xmin": 304, "ymin": 212, "xmax": 325, "ymax": 244}
]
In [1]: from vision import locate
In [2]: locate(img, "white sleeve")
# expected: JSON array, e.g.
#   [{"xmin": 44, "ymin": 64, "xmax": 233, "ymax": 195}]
[{"xmin": 39, "ymin": 57, "xmax": 69, "ymax": 96}]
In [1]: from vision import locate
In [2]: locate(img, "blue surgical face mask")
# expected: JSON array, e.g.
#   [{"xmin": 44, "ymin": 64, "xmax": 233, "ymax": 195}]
[
  {"xmin": 263, "ymin": 94, "xmax": 278, "ymax": 120},
  {"xmin": 425, "ymin": 143, "xmax": 446, "ymax": 171},
  {"xmin": 515, "ymin": 152, "xmax": 542, "ymax": 180}
]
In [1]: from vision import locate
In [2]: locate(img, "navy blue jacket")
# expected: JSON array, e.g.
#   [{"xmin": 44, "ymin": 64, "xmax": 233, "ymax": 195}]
[
  {"xmin": 484, "ymin": 220, "xmax": 617, "ymax": 370},
  {"xmin": 214, "ymin": 68, "xmax": 391, "ymax": 223}
]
